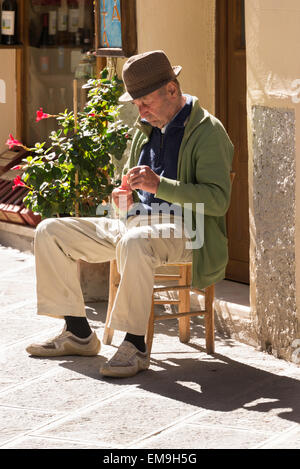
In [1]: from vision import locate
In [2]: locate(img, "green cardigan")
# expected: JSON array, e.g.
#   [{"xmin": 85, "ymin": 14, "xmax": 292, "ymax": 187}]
[{"xmin": 125, "ymin": 96, "xmax": 234, "ymax": 289}]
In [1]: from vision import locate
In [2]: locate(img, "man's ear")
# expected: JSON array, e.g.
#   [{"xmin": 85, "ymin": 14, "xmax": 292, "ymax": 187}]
[{"xmin": 166, "ymin": 81, "xmax": 177, "ymax": 97}]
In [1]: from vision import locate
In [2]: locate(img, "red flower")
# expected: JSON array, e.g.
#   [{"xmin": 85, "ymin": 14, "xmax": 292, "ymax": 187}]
[
  {"xmin": 88, "ymin": 113, "xmax": 96, "ymax": 117},
  {"xmin": 11, "ymin": 165, "xmax": 22, "ymax": 170},
  {"xmin": 12, "ymin": 175, "xmax": 26, "ymax": 190},
  {"xmin": 36, "ymin": 108, "xmax": 51, "ymax": 122},
  {"xmin": 6, "ymin": 133, "xmax": 23, "ymax": 150}
]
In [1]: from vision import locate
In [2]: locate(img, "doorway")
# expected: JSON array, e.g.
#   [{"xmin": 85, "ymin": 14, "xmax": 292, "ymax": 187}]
[{"xmin": 216, "ymin": 0, "xmax": 249, "ymax": 284}]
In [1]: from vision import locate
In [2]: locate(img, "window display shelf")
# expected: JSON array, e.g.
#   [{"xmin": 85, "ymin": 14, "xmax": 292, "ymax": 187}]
[
  {"xmin": 0, "ymin": 44, "xmax": 23, "ymax": 48},
  {"xmin": 17, "ymin": 0, "xmax": 95, "ymax": 146},
  {"xmin": 0, "ymin": 0, "xmax": 102, "ymax": 146}
]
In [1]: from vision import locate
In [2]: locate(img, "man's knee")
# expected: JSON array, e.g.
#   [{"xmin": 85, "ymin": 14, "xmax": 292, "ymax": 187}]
[
  {"xmin": 35, "ymin": 218, "xmax": 64, "ymax": 244},
  {"xmin": 118, "ymin": 231, "xmax": 151, "ymax": 257},
  {"xmin": 36, "ymin": 217, "xmax": 55, "ymax": 235}
]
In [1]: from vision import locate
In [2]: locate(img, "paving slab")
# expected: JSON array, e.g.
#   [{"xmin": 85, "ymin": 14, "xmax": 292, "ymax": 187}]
[
  {"xmin": 31, "ymin": 388, "xmax": 201, "ymax": 447},
  {"xmin": 0, "ymin": 406, "xmax": 58, "ymax": 446},
  {"xmin": 5, "ymin": 435, "xmax": 106, "ymax": 449},
  {"xmin": 258, "ymin": 424, "xmax": 300, "ymax": 449},
  {"xmin": 137, "ymin": 422, "xmax": 268, "ymax": 449},
  {"xmin": 1, "ymin": 243, "xmax": 300, "ymax": 450}
]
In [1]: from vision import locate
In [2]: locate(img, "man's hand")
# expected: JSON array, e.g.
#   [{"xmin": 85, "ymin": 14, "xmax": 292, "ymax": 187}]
[
  {"xmin": 126, "ymin": 165, "xmax": 160, "ymax": 194},
  {"xmin": 112, "ymin": 175, "xmax": 133, "ymax": 211}
]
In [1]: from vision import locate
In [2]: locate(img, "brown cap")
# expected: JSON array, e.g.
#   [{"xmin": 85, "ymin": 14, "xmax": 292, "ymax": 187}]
[{"xmin": 119, "ymin": 50, "xmax": 182, "ymax": 102}]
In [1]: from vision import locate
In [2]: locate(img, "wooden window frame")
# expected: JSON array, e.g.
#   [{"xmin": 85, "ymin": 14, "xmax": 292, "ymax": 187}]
[{"xmin": 95, "ymin": 0, "xmax": 137, "ymax": 57}]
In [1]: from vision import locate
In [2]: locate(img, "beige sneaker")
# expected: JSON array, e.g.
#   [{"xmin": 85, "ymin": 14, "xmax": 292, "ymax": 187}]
[
  {"xmin": 100, "ymin": 340, "xmax": 150, "ymax": 378},
  {"xmin": 26, "ymin": 327, "xmax": 101, "ymax": 357}
]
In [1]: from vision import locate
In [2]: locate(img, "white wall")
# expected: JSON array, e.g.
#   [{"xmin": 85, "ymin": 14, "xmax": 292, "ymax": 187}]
[{"xmin": 117, "ymin": 0, "xmax": 216, "ymax": 114}]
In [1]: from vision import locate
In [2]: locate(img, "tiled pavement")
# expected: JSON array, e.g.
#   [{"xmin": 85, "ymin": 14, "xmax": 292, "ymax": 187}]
[{"xmin": 1, "ymin": 244, "xmax": 300, "ymax": 450}]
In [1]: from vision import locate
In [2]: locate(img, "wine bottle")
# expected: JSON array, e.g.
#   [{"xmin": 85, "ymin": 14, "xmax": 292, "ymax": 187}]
[
  {"xmin": 38, "ymin": 13, "xmax": 50, "ymax": 47},
  {"xmin": 1, "ymin": 0, "xmax": 17, "ymax": 45},
  {"xmin": 60, "ymin": 87, "xmax": 68, "ymax": 112},
  {"xmin": 68, "ymin": 0, "xmax": 79, "ymax": 45},
  {"xmin": 38, "ymin": 14, "xmax": 50, "ymax": 74},
  {"xmin": 57, "ymin": 45, "xmax": 70, "ymax": 73},
  {"xmin": 82, "ymin": 29, "xmax": 91, "ymax": 53},
  {"xmin": 57, "ymin": 46, "xmax": 65, "ymax": 71},
  {"xmin": 57, "ymin": 0, "xmax": 69, "ymax": 45},
  {"xmin": 77, "ymin": 0, "xmax": 85, "ymax": 45},
  {"xmin": 48, "ymin": 3, "xmax": 57, "ymax": 46}
]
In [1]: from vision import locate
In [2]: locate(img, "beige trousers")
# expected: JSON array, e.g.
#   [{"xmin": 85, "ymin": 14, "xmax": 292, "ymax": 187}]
[{"xmin": 34, "ymin": 215, "xmax": 192, "ymax": 335}]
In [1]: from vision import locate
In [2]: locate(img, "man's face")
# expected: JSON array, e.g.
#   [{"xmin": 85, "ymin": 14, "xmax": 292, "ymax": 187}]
[{"xmin": 132, "ymin": 86, "xmax": 177, "ymax": 129}]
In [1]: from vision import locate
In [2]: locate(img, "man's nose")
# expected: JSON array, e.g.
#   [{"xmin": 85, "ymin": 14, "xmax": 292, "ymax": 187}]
[
  {"xmin": 135, "ymin": 102, "xmax": 147, "ymax": 118},
  {"xmin": 138, "ymin": 104, "xmax": 146, "ymax": 117}
]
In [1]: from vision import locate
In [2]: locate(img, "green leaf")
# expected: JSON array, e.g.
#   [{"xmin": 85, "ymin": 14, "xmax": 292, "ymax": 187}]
[{"xmin": 21, "ymin": 71, "xmax": 129, "ymax": 219}]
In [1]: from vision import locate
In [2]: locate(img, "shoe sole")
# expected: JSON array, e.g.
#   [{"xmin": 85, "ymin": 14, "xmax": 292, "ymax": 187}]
[
  {"xmin": 100, "ymin": 360, "xmax": 150, "ymax": 378},
  {"xmin": 26, "ymin": 339, "xmax": 101, "ymax": 357}
]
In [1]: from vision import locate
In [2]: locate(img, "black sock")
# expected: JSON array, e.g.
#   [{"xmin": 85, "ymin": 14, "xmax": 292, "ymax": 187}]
[
  {"xmin": 124, "ymin": 333, "xmax": 146, "ymax": 353},
  {"xmin": 64, "ymin": 316, "xmax": 92, "ymax": 339}
]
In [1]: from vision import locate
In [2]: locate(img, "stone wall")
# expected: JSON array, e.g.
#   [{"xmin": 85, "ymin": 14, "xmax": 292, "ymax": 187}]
[{"xmin": 251, "ymin": 105, "xmax": 298, "ymax": 359}]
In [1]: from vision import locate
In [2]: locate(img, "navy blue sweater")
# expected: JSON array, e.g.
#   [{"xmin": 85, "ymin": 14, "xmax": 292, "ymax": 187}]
[{"xmin": 130, "ymin": 94, "xmax": 192, "ymax": 215}]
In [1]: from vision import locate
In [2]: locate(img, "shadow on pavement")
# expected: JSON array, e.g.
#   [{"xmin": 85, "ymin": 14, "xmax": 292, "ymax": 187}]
[{"xmin": 44, "ymin": 339, "xmax": 300, "ymax": 428}]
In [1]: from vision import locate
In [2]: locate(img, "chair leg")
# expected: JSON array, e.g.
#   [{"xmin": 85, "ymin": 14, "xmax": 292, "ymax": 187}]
[
  {"xmin": 205, "ymin": 284, "xmax": 215, "ymax": 354},
  {"xmin": 178, "ymin": 265, "xmax": 191, "ymax": 343},
  {"xmin": 146, "ymin": 296, "xmax": 155, "ymax": 355},
  {"xmin": 103, "ymin": 260, "xmax": 119, "ymax": 345},
  {"xmin": 103, "ymin": 314, "xmax": 114, "ymax": 345}
]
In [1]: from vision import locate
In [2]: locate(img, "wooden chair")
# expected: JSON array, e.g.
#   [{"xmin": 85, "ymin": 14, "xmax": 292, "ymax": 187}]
[
  {"xmin": 103, "ymin": 173, "xmax": 235, "ymax": 355},
  {"xmin": 103, "ymin": 261, "xmax": 214, "ymax": 354}
]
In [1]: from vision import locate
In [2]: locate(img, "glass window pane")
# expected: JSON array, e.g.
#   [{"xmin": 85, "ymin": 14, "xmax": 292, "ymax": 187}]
[{"xmin": 25, "ymin": 0, "xmax": 95, "ymax": 147}]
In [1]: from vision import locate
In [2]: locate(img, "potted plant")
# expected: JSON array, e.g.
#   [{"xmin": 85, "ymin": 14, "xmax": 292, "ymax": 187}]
[{"xmin": 7, "ymin": 69, "xmax": 131, "ymax": 219}]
